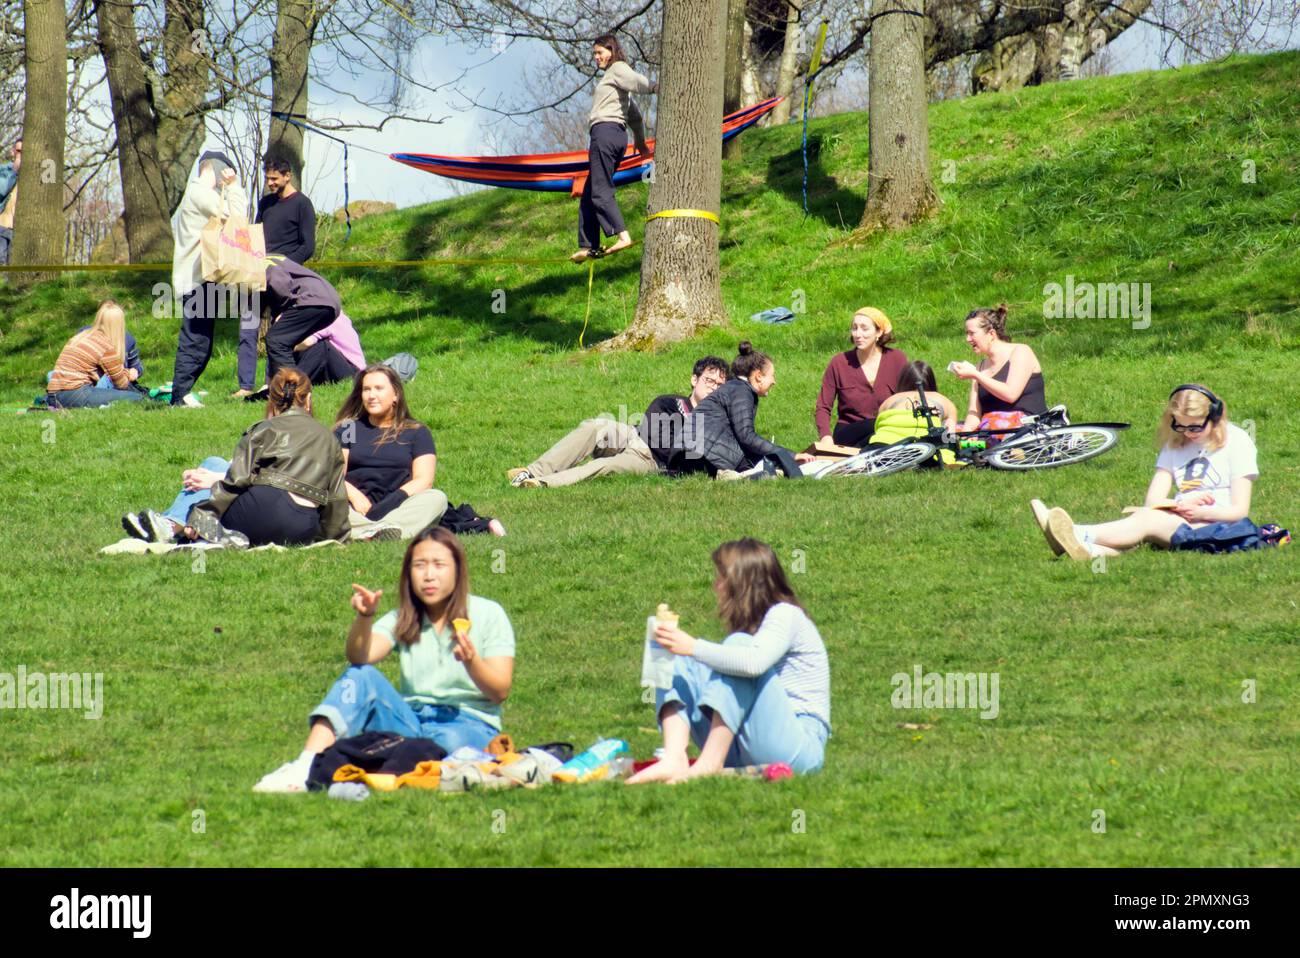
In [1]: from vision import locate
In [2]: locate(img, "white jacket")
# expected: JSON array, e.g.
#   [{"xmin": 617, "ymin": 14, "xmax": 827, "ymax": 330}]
[{"xmin": 171, "ymin": 175, "xmax": 248, "ymax": 297}]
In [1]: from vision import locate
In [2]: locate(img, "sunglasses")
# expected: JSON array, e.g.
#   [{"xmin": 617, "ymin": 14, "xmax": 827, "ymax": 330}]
[{"xmin": 1170, "ymin": 418, "xmax": 1210, "ymax": 434}]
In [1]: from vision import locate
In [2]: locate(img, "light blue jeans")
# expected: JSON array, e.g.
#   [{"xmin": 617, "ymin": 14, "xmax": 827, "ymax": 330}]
[
  {"xmin": 162, "ymin": 456, "xmax": 230, "ymax": 525},
  {"xmin": 310, "ymin": 664, "xmax": 499, "ymax": 754},
  {"xmin": 48, "ymin": 383, "xmax": 144, "ymax": 407},
  {"xmin": 657, "ymin": 639, "xmax": 830, "ymax": 774}
]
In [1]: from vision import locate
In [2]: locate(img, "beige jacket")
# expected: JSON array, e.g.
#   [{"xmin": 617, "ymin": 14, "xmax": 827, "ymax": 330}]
[
  {"xmin": 588, "ymin": 61, "xmax": 652, "ymax": 142},
  {"xmin": 170, "ymin": 175, "xmax": 248, "ymax": 297}
]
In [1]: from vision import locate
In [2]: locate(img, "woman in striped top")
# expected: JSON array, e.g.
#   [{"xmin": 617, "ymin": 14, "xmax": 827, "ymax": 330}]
[
  {"xmin": 47, "ymin": 301, "xmax": 145, "ymax": 408},
  {"xmin": 627, "ymin": 538, "xmax": 832, "ymax": 784}
]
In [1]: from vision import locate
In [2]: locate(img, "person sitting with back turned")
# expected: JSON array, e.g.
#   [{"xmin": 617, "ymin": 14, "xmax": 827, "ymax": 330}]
[
  {"xmin": 505, "ymin": 356, "xmax": 730, "ymax": 488},
  {"xmin": 182, "ymin": 368, "xmax": 349, "ymax": 547},
  {"xmin": 47, "ymin": 301, "xmax": 146, "ymax": 408}
]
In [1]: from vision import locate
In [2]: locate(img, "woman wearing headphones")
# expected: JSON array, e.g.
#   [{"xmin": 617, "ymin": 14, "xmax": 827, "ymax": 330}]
[{"xmin": 1029, "ymin": 384, "xmax": 1259, "ymax": 559}]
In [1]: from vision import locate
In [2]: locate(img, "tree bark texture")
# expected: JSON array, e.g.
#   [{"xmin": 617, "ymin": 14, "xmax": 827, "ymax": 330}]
[
  {"xmin": 770, "ymin": 0, "xmax": 803, "ymax": 125},
  {"xmin": 270, "ymin": 0, "xmax": 319, "ymax": 181},
  {"xmin": 858, "ymin": 0, "xmax": 939, "ymax": 234},
  {"xmin": 603, "ymin": 0, "xmax": 727, "ymax": 351},
  {"xmin": 12, "ymin": 0, "xmax": 67, "ymax": 274},
  {"xmin": 722, "ymin": 0, "xmax": 747, "ymax": 158}
]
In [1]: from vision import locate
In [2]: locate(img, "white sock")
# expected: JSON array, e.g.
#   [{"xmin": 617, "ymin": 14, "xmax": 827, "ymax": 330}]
[{"xmin": 1074, "ymin": 524, "xmax": 1096, "ymax": 544}]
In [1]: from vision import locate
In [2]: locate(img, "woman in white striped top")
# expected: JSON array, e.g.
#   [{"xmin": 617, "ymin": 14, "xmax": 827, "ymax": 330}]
[{"xmin": 627, "ymin": 538, "xmax": 831, "ymax": 784}]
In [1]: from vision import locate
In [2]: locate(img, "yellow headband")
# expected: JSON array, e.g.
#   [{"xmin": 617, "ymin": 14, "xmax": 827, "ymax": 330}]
[{"xmin": 853, "ymin": 306, "xmax": 892, "ymax": 337}]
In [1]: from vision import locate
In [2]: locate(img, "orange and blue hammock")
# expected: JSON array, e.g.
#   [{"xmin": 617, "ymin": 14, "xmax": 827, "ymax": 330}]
[{"xmin": 389, "ymin": 96, "xmax": 783, "ymax": 196}]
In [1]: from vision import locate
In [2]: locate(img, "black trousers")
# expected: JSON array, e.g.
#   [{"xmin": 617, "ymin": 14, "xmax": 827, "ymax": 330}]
[
  {"xmin": 295, "ymin": 339, "xmax": 360, "ymax": 385},
  {"xmin": 578, "ymin": 122, "xmax": 629, "ymax": 249},
  {"xmin": 171, "ymin": 285, "xmax": 222, "ymax": 404},
  {"xmin": 266, "ymin": 306, "xmax": 337, "ymax": 383},
  {"xmin": 833, "ymin": 418, "xmax": 876, "ymax": 449},
  {"xmin": 221, "ymin": 484, "xmax": 321, "ymax": 546}
]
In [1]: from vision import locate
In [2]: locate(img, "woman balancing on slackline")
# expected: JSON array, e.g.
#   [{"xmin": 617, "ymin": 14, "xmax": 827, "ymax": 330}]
[{"xmin": 570, "ymin": 33, "xmax": 656, "ymax": 263}]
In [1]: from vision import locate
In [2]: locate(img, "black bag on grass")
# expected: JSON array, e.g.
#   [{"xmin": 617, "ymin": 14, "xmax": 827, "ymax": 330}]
[{"xmin": 307, "ymin": 732, "xmax": 446, "ymax": 792}]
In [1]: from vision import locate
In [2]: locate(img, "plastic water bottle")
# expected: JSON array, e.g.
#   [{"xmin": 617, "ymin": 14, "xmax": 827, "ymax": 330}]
[
  {"xmin": 608, "ymin": 755, "xmax": 635, "ymax": 779},
  {"xmin": 552, "ymin": 738, "xmax": 630, "ymax": 783}
]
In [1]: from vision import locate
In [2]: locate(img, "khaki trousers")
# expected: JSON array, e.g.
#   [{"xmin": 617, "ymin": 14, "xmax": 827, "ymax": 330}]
[
  {"xmin": 349, "ymin": 488, "xmax": 449, "ymax": 539},
  {"xmin": 527, "ymin": 419, "xmax": 656, "ymax": 487}
]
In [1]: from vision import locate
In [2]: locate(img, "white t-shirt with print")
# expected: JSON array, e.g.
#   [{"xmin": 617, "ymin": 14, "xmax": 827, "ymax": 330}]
[{"xmin": 1155, "ymin": 422, "xmax": 1258, "ymax": 509}]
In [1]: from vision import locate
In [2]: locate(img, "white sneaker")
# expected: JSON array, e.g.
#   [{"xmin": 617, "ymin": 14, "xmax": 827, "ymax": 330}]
[
  {"xmin": 252, "ymin": 760, "xmax": 309, "ymax": 793},
  {"xmin": 180, "ymin": 393, "xmax": 204, "ymax": 409}
]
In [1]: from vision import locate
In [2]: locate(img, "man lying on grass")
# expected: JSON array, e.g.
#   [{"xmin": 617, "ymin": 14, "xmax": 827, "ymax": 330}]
[
  {"xmin": 1031, "ymin": 384, "xmax": 1263, "ymax": 559},
  {"xmin": 627, "ymin": 538, "xmax": 831, "ymax": 784},
  {"xmin": 507, "ymin": 355, "xmax": 729, "ymax": 488}
]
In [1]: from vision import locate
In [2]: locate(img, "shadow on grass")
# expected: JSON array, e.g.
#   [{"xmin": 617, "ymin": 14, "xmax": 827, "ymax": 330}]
[{"xmin": 762, "ymin": 135, "xmax": 865, "ymax": 230}]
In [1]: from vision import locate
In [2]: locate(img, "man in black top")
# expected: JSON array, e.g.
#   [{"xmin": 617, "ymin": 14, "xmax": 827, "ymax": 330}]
[
  {"xmin": 506, "ymin": 356, "xmax": 730, "ymax": 488},
  {"xmin": 234, "ymin": 153, "xmax": 318, "ymax": 398}
]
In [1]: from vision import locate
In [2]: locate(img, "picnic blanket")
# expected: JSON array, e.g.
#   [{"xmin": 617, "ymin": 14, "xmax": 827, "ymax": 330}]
[{"xmin": 100, "ymin": 537, "xmax": 343, "ymax": 556}]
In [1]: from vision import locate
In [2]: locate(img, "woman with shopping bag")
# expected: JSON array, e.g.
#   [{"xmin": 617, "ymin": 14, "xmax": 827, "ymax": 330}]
[{"xmin": 169, "ymin": 151, "xmax": 248, "ymax": 408}]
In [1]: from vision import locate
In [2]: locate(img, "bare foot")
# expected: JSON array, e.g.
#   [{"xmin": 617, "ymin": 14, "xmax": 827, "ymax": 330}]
[
  {"xmin": 488, "ymin": 518, "xmax": 506, "ymax": 537},
  {"xmin": 603, "ymin": 232, "xmax": 634, "ymax": 256},
  {"xmin": 626, "ymin": 752, "xmax": 689, "ymax": 785},
  {"xmin": 570, "ymin": 248, "xmax": 596, "ymax": 263}
]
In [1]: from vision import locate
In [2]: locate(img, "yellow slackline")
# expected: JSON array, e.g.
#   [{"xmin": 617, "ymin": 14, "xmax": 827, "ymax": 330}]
[
  {"xmin": 645, "ymin": 208, "xmax": 720, "ymax": 225},
  {"xmin": 578, "ymin": 259, "xmax": 595, "ymax": 349}
]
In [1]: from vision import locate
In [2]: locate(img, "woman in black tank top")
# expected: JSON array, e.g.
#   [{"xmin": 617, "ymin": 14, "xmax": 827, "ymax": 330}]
[{"xmin": 948, "ymin": 304, "xmax": 1048, "ymax": 430}]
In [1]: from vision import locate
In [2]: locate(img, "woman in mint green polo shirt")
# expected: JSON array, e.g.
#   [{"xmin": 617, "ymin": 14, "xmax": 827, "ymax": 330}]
[{"xmin": 253, "ymin": 526, "xmax": 516, "ymax": 793}]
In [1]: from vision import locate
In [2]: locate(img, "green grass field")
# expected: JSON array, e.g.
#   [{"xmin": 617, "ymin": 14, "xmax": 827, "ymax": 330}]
[{"xmin": 0, "ymin": 53, "xmax": 1296, "ymax": 866}]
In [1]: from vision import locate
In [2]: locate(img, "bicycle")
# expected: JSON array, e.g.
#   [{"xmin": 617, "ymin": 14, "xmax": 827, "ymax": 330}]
[{"xmin": 812, "ymin": 379, "xmax": 1130, "ymax": 479}]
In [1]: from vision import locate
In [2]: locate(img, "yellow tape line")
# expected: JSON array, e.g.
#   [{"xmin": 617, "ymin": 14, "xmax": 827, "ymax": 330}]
[{"xmin": 645, "ymin": 208, "xmax": 720, "ymax": 225}]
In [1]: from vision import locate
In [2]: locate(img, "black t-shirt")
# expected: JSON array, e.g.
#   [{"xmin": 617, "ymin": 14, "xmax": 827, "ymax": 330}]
[
  {"xmin": 256, "ymin": 191, "xmax": 317, "ymax": 264},
  {"xmin": 334, "ymin": 416, "xmax": 436, "ymax": 502},
  {"xmin": 637, "ymin": 394, "xmax": 693, "ymax": 468}
]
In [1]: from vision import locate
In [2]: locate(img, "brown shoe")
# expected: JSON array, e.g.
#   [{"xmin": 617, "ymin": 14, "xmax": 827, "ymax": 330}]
[
  {"xmin": 1030, "ymin": 499, "xmax": 1062, "ymax": 556},
  {"xmin": 1046, "ymin": 508, "xmax": 1090, "ymax": 561}
]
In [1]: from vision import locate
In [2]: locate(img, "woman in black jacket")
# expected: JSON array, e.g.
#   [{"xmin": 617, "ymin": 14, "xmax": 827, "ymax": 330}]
[
  {"xmin": 185, "ymin": 368, "xmax": 349, "ymax": 547},
  {"xmin": 677, "ymin": 342, "xmax": 814, "ymax": 478}
]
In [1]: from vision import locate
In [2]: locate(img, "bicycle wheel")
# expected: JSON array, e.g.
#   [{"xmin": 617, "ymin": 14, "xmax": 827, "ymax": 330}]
[
  {"xmin": 816, "ymin": 441, "xmax": 937, "ymax": 478},
  {"xmin": 986, "ymin": 425, "xmax": 1121, "ymax": 470}
]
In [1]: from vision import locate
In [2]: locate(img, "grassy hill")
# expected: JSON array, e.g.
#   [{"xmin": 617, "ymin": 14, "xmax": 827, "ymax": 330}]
[{"xmin": 0, "ymin": 52, "xmax": 1296, "ymax": 867}]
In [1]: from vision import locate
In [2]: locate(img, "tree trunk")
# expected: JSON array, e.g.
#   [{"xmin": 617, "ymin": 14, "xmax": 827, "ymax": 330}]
[
  {"xmin": 270, "ymin": 0, "xmax": 319, "ymax": 181},
  {"xmin": 770, "ymin": 1, "xmax": 803, "ymax": 125},
  {"xmin": 97, "ymin": 0, "xmax": 174, "ymax": 263},
  {"xmin": 601, "ymin": 0, "xmax": 727, "ymax": 351},
  {"xmin": 722, "ymin": 0, "xmax": 747, "ymax": 159},
  {"xmin": 856, "ymin": 0, "xmax": 939, "ymax": 235},
  {"xmin": 11, "ymin": 0, "xmax": 67, "ymax": 276},
  {"xmin": 740, "ymin": 20, "xmax": 764, "ymax": 112},
  {"xmin": 157, "ymin": 0, "xmax": 209, "ymax": 209}
]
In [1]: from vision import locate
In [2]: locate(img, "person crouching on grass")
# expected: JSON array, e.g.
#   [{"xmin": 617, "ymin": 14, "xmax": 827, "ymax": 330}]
[
  {"xmin": 1030, "ymin": 384, "xmax": 1260, "ymax": 559},
  {"xmin": 253, "ymin": 527, "xmax": 516, "ymax": 793},
  {"xmin": 626, "ymin": 539, "xmax": 831, "ymax": 784}
]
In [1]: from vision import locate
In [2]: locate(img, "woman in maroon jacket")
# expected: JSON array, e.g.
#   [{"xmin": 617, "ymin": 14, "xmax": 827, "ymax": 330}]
[{"xmin": 814, "ymin": 307, "xmax": 910, "ymax": 448}]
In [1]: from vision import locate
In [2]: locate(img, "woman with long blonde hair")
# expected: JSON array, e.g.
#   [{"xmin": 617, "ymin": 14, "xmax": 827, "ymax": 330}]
[
  {"xmin": 1031, "ymin": 384, "xmax": 1261, "ymax": 559},
  {"xmin": 47, "ymin": 300, "xmax": 145, "ymax": 408}
]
